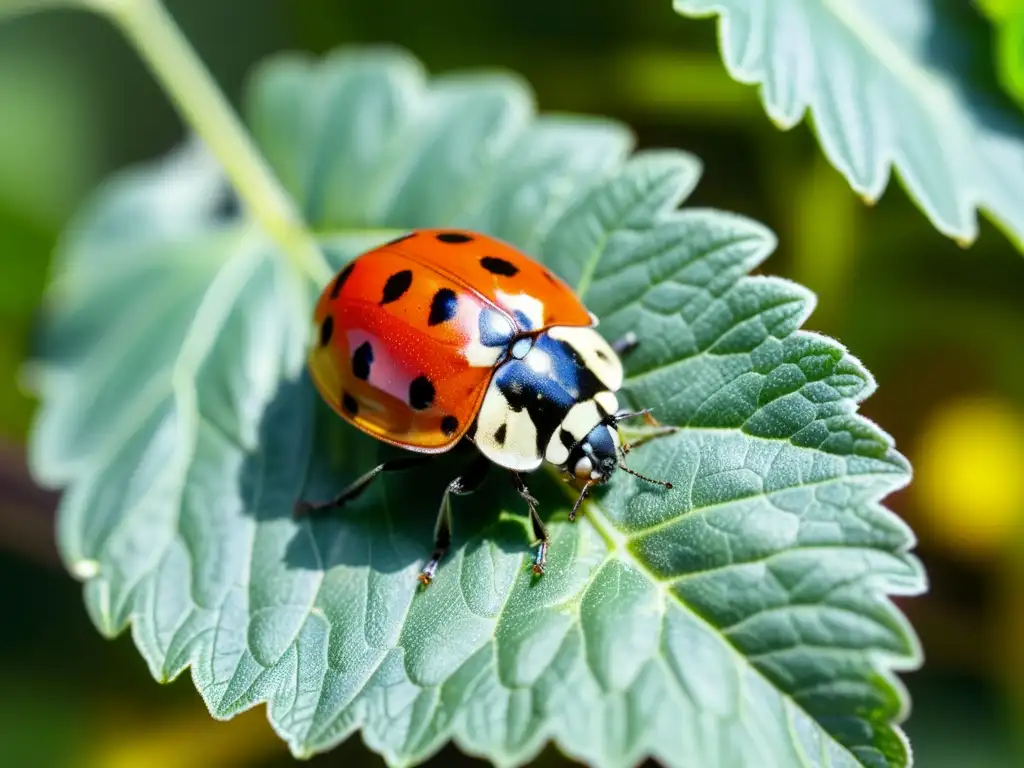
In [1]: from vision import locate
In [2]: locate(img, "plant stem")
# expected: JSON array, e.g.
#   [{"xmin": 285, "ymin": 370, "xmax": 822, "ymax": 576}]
[{"xmin": 89, "ymin": 0, "xmax": 332, "ymax": 286}]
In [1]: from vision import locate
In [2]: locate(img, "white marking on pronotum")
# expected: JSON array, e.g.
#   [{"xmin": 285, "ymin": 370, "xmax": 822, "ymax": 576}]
[
  {"xmin": 563, "ymin": 400, "xmax": 603, "ymax": 442},
  {"xmin": 474, "ymin": 379, "xmax": 544, "ymax": 471},
  {"xmin": 545, "ymin": 434, "xmax": 570, "ymax": 466},
  {"xmin": 595, "ymin": 390, "xmax": 619, "ymax": 416}
]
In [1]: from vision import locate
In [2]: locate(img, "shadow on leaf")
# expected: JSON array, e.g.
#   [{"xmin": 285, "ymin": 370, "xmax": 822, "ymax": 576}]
[{"xmin": 244, "ymin": 372, "xmax": 564, "ymax": 581}]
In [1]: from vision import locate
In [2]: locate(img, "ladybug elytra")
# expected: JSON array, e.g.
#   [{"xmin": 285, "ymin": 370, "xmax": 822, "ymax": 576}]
[{"xmin": 296, "ymin": 229, "xmax": 673, "ymax": 584}]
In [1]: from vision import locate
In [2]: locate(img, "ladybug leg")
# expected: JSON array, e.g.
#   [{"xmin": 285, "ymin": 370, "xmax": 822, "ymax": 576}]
[
  {"xmin": 294, "ymin": 455, "xmax": 433, "ymax": 517},
  {"xmin": 611, "ymin": 331, "xmax": 639, "ymax": 357},
  {"xmin": 510, "ymin": 472, "xmax": 549, "ymax": 575},
  {"xmin": 419, "ymin": 454, "xmax": 491, "ymax": 586}
]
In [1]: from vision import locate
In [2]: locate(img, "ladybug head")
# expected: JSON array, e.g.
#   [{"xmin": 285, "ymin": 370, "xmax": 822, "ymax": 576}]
[
  {"xmin": 568, "ymin": 422, "xmax": 620, "ymax": 486},
  {"xmin": 566, "ymin": 411, "xmax": 673, "ymax": 520}
]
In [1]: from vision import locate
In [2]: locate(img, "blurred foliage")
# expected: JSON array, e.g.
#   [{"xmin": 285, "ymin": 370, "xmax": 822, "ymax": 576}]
[
  {"xmin": 0, "ymin": 1, "xmax": 1022, "ymax": 767},
  {"xmin": 977, "ymin": 0, "xmax": 1024, "ymax": 112},
  {"xmin": 0, "ymin": 16, "xmax": 104, "ymax": 441}
]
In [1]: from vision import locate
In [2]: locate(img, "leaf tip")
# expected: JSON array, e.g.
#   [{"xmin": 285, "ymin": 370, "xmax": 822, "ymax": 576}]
[
  {"xmin": 765, "ymin": 109, "xmax": 801, "ymax": 132},
  {"xmin": 71, "ymin": 558, "xmax": 100, "ymax": 580},
  {"xmin": 292, "ymin": 744, "xmax": 317, "ymax": 761}
]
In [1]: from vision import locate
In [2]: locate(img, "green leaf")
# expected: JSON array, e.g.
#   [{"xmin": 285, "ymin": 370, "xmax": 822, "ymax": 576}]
[
  {"xmin": 28, "ymin": 47, "xmax": 925, "ymax": 767},
  {"xmin": 673, "ymin": 0, "xmax": 1024, "ymax": 253},
  {"xmin": 976, "ymin": 0, "xmax": 1024, "ymax": 113}
]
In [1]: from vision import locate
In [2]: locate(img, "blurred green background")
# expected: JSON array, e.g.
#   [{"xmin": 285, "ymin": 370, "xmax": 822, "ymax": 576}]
[{"xmin": 1, "ymin": 1, "xmax": 1022, "ymax": 766}]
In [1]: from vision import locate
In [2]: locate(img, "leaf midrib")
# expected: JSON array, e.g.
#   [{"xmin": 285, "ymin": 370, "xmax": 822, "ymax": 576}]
[
  {"xmin": 821, "ymin": 0, "xmax": 946, "ymax": 109},
  {"xmin": 819, "ymin": 0, "xmax": 969, "ymax": 168},
  {"xmin": 570, "ymin": 484, "xmax": 866, "ymax": 768}
]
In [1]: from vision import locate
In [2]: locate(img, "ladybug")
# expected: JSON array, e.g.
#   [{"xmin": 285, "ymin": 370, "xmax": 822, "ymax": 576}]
[{"xmin": 296, "ymin": 229, "xmax": 673, "ymax": 584}]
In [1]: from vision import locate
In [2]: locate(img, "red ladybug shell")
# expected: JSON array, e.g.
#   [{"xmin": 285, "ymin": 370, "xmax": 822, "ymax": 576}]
[{"xmin": 308, "ymin": 228, "xmax": 594, "ymax": 452}]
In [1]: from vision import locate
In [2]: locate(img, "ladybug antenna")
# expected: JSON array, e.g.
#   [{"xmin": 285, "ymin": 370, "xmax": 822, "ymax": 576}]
[
  {"xmin": 618, "ymin": 461, "xmax": 673, "ymax": 490},
  {"xmin": 611, "ymin": 407, "xmax": 655, "ymax": 424}
]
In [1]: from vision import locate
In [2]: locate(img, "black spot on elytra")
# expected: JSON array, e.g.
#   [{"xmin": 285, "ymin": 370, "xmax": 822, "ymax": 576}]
[
  {"xmin": 381, "ymin": 269, "xmax": 413, "ymax": 304},
  {"xmin": 352, "ymin": 341, "xmax": 373, "ymax": 381},
  {"xmin": 436, "ymin": 232, "xmax": 473, "ymax": 244},
  {"xmin": 409, "ymin": 375, "xmax": 436, "ymax": 410},
  {"xmin": 319, "ymin": 315, "xmax": 334, "ymax": 346},
  {"xmin": 494, "ymin": 423, "xmax": 507, "ymax": 445},
  {"xmin": 428, "ymin": 288, "xmax": 458, "ymax": 326},
  {"xmin": 480, "ymin": 256, "xmax": 519, "ymax": 276},
  {"xmin": 342, "ymin": 393, "xmax": 359, "ymax": 416},
  {"xmin": 559, "ymin": 428, "xmax": 575, "ymax": 451},
  {"xmin": 595, "ymin": 348, "xmax": 609, "ymax": 361},
  {"xmin": 442, "ymin": 415, "xmax": 460, "ymax": 436},
  {"xmin": 330, "ymin": 263, "xmax": 355, "ymax": 299},
  {"xmin": 386, "ymin": 232, "xmax": 415, "ymax": 246}
]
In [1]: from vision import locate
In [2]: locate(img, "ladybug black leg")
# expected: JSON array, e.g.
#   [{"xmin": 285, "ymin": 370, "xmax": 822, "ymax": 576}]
[
  {"xmin": 511, "ymin": 471, "xmax": 549, "ymax": 575},
  {"xmin": 419, "ymin": 454, "xmax": 491, "ymax": 586},
  {"xmin": 611, "ymin": 331, "xmax": 639, "ymax": 357},
  {"xmin": 294, "ymin": 455, "xmax": 433, "ymax": 517}
]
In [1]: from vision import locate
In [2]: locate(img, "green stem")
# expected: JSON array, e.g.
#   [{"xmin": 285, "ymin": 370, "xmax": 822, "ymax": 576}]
[{"xmin": 88, "ymin": 0, "xmax": 332, "ymax": 285}]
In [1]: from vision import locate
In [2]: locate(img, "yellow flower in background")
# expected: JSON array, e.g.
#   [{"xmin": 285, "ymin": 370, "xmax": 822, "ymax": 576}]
[
  {"xmin": 86, "ymin": 705, "xmax": 285, "ymax": 768},
  {"xmin": 916, "ymin": 396, "xmax": 1024, "ymax": 559}
]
